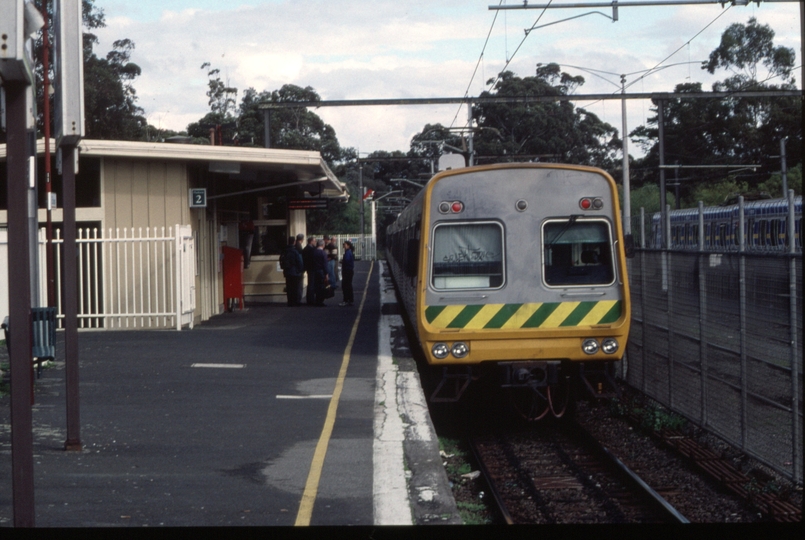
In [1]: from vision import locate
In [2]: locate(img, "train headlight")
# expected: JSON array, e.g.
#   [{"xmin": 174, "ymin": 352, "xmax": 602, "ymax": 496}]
[
  {"xmin": 582, "ymin": 338, "xmax": 599, "ymax": 355},
  {"xmin": 432, "ymin": 343, "xmax": 450, "ymax": 359},
  {"xmin": 601, "ymin": 338, "xmax": 619, "ymax": 354},
  {"xmin": 451, "ymin": 342, "xmax": 469, "ymax": 358}
]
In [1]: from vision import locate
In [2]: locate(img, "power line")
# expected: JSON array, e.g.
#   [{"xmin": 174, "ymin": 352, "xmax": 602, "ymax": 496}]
[
  {"xmin": 450, "ymin": 1, "xmax": 556, "ymax": 132},
  {"xmin": 449, "ymin": 0, "xmax": 505, "ymax": 129},
  {"xmin": 623, "ymin": 3, "xmax": 734, "ymax": 92}
]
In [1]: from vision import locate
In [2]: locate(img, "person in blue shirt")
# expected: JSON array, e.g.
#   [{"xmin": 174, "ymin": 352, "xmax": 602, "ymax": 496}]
[{"xmin": 339, "ymin": 241, "xmax": 355, "ymax": 307}]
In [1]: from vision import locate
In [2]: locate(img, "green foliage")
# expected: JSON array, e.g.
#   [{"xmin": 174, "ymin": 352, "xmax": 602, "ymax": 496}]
[
  {"xmin": 27, "ymin": 0, "xmax": 148, "ymax": 142},
  {"xmin": 688, "ymin": 179, "xmax": 750, "ymax": 207},
  {"xmin": 634, "ymin": 404, "xmax": 687, "ymax": 432},
  {"xmin": 83, "ymin": 38, "xmax": 147, "ymax": 140},
  {"xmin": 630, "ymin": 18, "xmax": 802, "ymax": 203},
  {"xmin": 704, "ymin": 17, "xmax": 796, "ymax": 84},
  {"xmin": 456, "ymin": 501, "xmax": 492, "ymax": 525},
  {"xmin": 472, "ymin": 67, "xmax": 620, "ymax": 170},
  {"xmin": 224, "ymin": 84, "xmax": 344, "ymax": 164},
  {"xmin": 185, "ymin": 64, "xmax": 239, "ymax": 144},
  {"xmin": 758, "ymin": 163, "xmax": 802, "ymax": 198},
  {"xmin": 626, "ymin": 183, "xmax": 675, "ymax": 215}
]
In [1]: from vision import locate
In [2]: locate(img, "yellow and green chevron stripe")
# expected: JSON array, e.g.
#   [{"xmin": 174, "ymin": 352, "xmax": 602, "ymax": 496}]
[{"xmin": 424, "ymin": 300, "xmax": 622, "ymax": 330}]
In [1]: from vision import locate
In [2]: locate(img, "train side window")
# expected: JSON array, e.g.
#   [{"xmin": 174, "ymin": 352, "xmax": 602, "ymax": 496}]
[
  {"xmin": 542, "ymin": 219, "xmax": 615, "ymax": 287},
  {"xmin": 769, "ymin": 220, "xmax": 776, "ymax": 247},
  {"xmin": 431, "ymin": 222, "xmax": 504, "ymax": 290},
  {"xmin": 758, "ymin": 220, "xmax": 768, "ymax": 247},
  {"xmin": 717, "ymin": 224, "xmax": 727, "ymax": 248}
]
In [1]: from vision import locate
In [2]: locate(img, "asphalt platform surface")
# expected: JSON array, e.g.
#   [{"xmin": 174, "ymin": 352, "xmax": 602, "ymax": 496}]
[{"xmin": 0, "ymin": 260, "xmax": 461, "ymax": 528}]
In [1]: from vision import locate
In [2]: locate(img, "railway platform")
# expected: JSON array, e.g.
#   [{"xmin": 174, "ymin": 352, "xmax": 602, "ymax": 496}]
[{"xmin": 0, "ymin": 260, "xmax": 461, "ymax": 527}]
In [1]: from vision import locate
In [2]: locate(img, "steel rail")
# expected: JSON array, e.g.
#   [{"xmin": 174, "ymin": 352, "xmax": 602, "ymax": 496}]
[
  {"xmin": 467, "ymin": 434, "xmax": 515, "ymax": 525},
  {"xmin": 570, "ymin": 421, "xmax": 690, "ymax": 523}
]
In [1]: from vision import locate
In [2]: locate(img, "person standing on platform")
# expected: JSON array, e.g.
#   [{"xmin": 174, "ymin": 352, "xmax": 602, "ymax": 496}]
[
  {"xmin": 294, "ymin": 234, "xmax": 305, "ymax": 304},
  {"xmin": 325, "ymin": 235, "xmax": 339, "ymax": 290},
  {"xmin": 339, "ymin": 241, "xmax": 355, "ymax": 307},
  {"xmin": 302, "ymin": 237, "xmax": 317, "ymax": 305},
  {"xmin": 282, "ymin": 237, "xmax": 303, "ymax": 306},
  {"xmin": 313, "ymin": 239, "xmax": 330, "ymax": 306}
]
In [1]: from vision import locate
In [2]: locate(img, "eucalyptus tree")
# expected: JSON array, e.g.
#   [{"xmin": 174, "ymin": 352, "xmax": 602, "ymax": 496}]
[
  {"xmin": 24, "ymin": 0, "xmax": 147, "ymax": 142},
  {"xmin": 471, "ymin": 65, "xmax": 621, "ymax": 171},
  {"xmin": 630, "ymin": 17, "xmax": 801, "ymax": 206}
]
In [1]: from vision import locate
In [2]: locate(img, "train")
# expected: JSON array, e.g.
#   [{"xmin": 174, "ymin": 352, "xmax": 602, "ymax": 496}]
[
  {"xmin": 649, "ymin": 195, "xmax": 802, "ymax": 252},
  {"xmin": 386, "ymin": 163, "xmax": 632, "ymax": 420}
]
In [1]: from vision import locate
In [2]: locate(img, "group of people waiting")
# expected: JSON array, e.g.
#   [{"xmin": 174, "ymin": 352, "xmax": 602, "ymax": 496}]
[{"xmin": 281, "ymin": 234, "xmax": 355, "ymax": 308}]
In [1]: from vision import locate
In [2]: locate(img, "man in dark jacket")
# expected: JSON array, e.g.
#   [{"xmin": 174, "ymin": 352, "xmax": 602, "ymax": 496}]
[
  {"xmin": 313, "ymin": 239, "xmax": 330, "ymax": 306},
  {"xmin": 302, "ymin": 236, "xmax": 317, "ymax": 305},
  {"xmin": 294, "ymin": 234, "xmax": 305, "ymax": 303},
  {"xmin": 283, "ymin": 237, "xmax": 304, "ymax": 306}
]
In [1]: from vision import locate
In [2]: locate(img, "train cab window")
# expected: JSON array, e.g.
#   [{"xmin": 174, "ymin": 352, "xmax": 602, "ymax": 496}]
[
  {"xmin": 431, "ymin": 222, "xmax": 504, "ymax": 290},
  {"xmin": 542, "ymin": 219, "xmax": 615, "ymax": 287}
]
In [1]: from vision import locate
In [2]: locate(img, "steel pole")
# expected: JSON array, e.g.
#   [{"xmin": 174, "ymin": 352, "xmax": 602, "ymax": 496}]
[
  {"xmin": 787, "ymin": 189, "xmax": 801, "ymax": 480},
  {"xmin": 61, "ymin": 145, "xmax": 82, "ymax": 451},
  {"xmin": 621, "ymin": 75, "xmax": 631, "ymax": 237},
  {"xmin": 658, "ymin": 100, "xmax": 667, "ymax": 248},
  {"xmin": 6, "ymin": 81, "xmax": 36, "ymax": 528}
]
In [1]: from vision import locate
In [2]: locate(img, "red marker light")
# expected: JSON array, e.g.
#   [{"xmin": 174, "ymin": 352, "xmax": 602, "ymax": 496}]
[
  {"xmin": 579, "ymin": 198, "xmax": 592, "ymax": 210},
  {"xmin": 451, "ymin": 201, "xmax": 464, "ymax": 213}
]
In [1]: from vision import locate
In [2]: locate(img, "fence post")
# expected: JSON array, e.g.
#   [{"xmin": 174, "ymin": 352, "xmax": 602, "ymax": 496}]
[
  {"xmin": 639, "ymin": 207, "xmax": 647, "ymax": 394},
  {"xmin": 175, "ymin": 226, "xmax": 182, "ymax": 331},
  {"xmin": 698, "ymin": 202, "xmax": 708, "ymax": 426},
  {"xmin": 787, "ymin": 190, "xmax": 801, "ymax": 480},
  {"xmin": 738, "ymin": 197, "xmax": 747, "ymax": 450}
]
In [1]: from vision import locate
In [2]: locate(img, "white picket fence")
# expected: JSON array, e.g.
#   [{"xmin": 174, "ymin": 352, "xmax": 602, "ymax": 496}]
[
  {"xmin": 331, "ymin": 234, "xmax": 377, "ymax": 260},
  {"xmin": 2, "ymin": 226, "xmax": 196, "ymax": 331}
]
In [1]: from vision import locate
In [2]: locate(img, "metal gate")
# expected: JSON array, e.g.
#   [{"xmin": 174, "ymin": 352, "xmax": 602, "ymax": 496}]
[{"xmin": 28, "ymin": 225, "xmax": 196, "ymax": 330}]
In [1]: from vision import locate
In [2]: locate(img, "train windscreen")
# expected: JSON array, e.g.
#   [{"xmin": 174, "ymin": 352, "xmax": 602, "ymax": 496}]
[
  {"xmin": 431, "ymin": 222, "xmax": 504, "ymax": 290},
  {"xmin": 542, "ymin": 219, "xmax": 615, "ymax": 286}
]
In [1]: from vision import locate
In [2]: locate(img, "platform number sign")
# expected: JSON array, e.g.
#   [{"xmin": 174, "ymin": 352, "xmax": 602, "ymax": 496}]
[{"xmin": 190, "ymin": 188, "xmax": 207, "ymax": 208}]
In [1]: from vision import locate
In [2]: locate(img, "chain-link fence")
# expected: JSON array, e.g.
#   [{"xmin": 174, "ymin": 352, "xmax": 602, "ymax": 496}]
[{"xmin": 624, "ymin": 249, "xmax": 802, "ymax": 484}]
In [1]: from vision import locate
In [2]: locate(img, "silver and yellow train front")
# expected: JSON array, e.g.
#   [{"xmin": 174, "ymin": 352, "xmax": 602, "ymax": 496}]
[{"xmin": 414, "ymin": 164, "xmax": 631, "ymax": 388}]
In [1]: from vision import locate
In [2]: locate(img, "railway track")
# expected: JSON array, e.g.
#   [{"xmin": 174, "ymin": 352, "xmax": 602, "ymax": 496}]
[{"xmin": 468, "ymin": 421, "xmax": 689, "ymax": 524}]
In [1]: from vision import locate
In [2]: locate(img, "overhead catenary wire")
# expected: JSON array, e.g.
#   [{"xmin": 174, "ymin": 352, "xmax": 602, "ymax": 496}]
[
  {"xmin": 448, "ymin": 0, "xmax": 505, "ymax": 130},
  {"xmin": 450, "ymin": 0, "xmax": 555, "ymax": 131},
  {"xmin": 575, "ymin": 3, "xmax": 736, "ymax": 114}
]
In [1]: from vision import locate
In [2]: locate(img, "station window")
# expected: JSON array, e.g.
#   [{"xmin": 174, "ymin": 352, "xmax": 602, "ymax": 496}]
[
  {"xmin": 431, "ymin": 221, "xmax": 504, "ymax": 290},
  {"xmin": 250, "ymin": 221, "xmax": 286, "ymax": 256},
  {"xmin": 542, "ymin": 219, "xmax": 614, "ymax": 287}
]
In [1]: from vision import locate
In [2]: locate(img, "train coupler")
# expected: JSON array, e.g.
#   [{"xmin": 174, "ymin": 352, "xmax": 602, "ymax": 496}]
[
  {"xmin": 579, "ymin": 362, "xmax": 620, "ymax": 399},
  {"xmin": 430, "ymin": 367, "xmax": 472, "ymax": 403}
]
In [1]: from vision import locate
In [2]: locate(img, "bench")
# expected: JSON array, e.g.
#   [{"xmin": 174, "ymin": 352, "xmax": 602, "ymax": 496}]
[{"xmin": 1, "ymin": 307, "xmax": 57, "ymax": 379}]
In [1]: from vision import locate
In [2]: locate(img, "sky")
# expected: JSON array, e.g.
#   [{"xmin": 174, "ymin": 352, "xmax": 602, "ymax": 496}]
[{"xmin": 92, "ymin": 0, "xmax": 802, "ymax": 157}]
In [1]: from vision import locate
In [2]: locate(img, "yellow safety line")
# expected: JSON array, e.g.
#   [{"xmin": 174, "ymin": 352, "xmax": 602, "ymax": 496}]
[{"xmin": 295, "ymin": 260, "xmax": 374, "ymax": 526}]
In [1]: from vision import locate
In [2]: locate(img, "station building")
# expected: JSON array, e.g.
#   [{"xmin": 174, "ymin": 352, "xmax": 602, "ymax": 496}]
[{"xmin": 0, "ymin": 139, "xmax": 348, "ymax": 329}]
